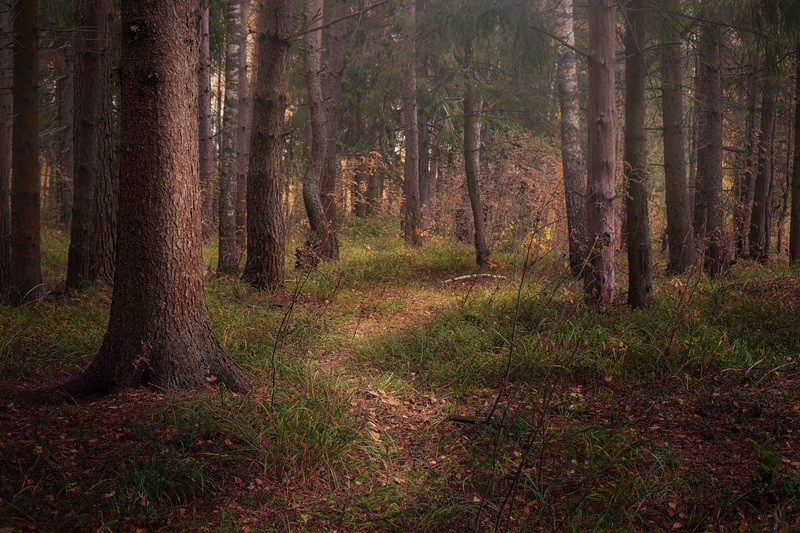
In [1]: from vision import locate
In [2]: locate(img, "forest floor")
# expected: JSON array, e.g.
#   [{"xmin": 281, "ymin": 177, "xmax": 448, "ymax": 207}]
[{"xmin": 1, "ymin": 217, "xmax": 800, "ymax": 532}]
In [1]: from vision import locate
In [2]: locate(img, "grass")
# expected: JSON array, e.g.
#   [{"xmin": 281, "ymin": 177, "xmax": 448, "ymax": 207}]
[{"xmin": 1, "ymin": 218, "xmax": 799, "ymax": 531}]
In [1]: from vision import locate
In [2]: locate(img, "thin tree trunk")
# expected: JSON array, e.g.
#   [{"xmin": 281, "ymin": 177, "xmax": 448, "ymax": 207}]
[
  {"xmin": 660, "ymin": 0, "xmax": 695, "ymax": 273},
  {"xmin": 242, "ymin": 0, "xmax": 292, "ymax": 291},
  {"xmin": 624, "ymin": 0, "xmax": 651, "ymax": 308},
  {"xmin": 401, "ymin": 0, "xmax": 421, "ymax": 246},
  {"xmin": 419, "ymin": 111, "xmax": 433, "ymax": 230},
  {"xmin": 0, "ymin": 0, "xmax": 12, "ymax": 300},
  {"xmin": 218, "ymin": 0, "xmax": 246, "ymax": 274},
  {"xmin": 553, "ymin": 0, "xmax": 587, "ymax": 278},
  {"xmin": 790, "ymin": 45, "xmax": 800, "ymax": 265},
  {"xmin": 58, "ymin": 45, "xmax": 75, "ymax": 231},
  {"xmin": 583, "ymin": 0, "xmax": 617, "ymax": 306},
  {"xmin": 10, "ymin": 0, "xmax": 45, "ymax": 304},
  {"xmin": 696, "ymin": 10, "xmax": 728, "ymax": 277},
  {"xmin": 235, "ymin": 3, "xmax": 252, "ymax": 255},
  {"xmin": 734, "ymin": 71, "xmax": 758, "ymax": 259},
  {"xmin": 297, "ymin": 0, "xmax": 332, "ymax": 268},
  {"xmin": 199, "ymin": 5, "xmax": 213, "ymax": 242},
  {"xmin": 463, "ymin": 36, "xmax": 490, "ymax": 266}
]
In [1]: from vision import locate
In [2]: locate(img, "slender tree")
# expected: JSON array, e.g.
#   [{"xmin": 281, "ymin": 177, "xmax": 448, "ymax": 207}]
[
  {"xmin": 402, "ymin": 0, "xmax": 421, "ymax": 247},
  {"xmin": 733, "ymin": 65, "xmax": 758, "ymax": 259},
  {"xmin": 0, "ymin": 0, "xmax": 12, "ymax": 300},
  {"xmin": 553, "ymin": 0, "xmax": 587, "ymax": 277},
  {"xmin": 218, "ymin": 0, "xmax": 247, "ymax": 274},
  {"xmin": 584, "ymin": 0, "xmax": 617, "ymax": 305},
  {"xmin": 242, "ymin": 0, "xmax": 292, "ymax": 290},
  {"xmin": 10, "ymin": 0, "xmax": 45, "ymax": 304},
  {"xmin": 47, "ymin": 0, "xmax": 252, "ymax": 400},
  {"xmin": 235, "ymin": 2, "xmax": 253, "ymax": 255},
  {"xmin": 199, "ymin": 4, "xmax": 214, "ymax": 241},
  {"xmin": 791, "ymin": 45, "xmax": 800, "ymax": 265},
  {"xmin": 58, "ymin": 45, "xmax": 75, "ymax": 231},
  {"xmin": 624, "ymin": 0, "xmax": 652, "ymax": 307}
]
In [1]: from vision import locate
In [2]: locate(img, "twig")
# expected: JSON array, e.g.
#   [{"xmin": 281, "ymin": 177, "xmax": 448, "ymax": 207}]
[{"xmin": 440, "ymin": 273, "xmax": 506, "ymax": 287}]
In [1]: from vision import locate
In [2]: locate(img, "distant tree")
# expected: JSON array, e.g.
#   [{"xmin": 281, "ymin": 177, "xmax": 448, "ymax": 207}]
[
  {"xmin": 733, "ymin": 57, "xmax": 758, "ymax": 259},
  {"xmin": 58, "ymin": 44, "xmax": 75, "ymax": 231},
  {"xmin": 242, "ymin": 0, "xmax": 292, "ymax": 290},
  {"xmin": 199, "ymin": 4, "xmax": 214, "ymax": 241},
  {"xmin": 235, "ymin": 1, "xmax": 253, "ymax": 256},
  {"xmin": 402, "ymin": 0, "xmax": 422, "ymax": 247},
  {"xmin": 10, "ymin": 0, "xmax": 45, "ymax": 304},
  {"xmin": 624, "ymin": 0, "xmax": 652, "ymax": 308},
  {"xmin": 0, "ymin": 0, "xmax": 12, "ymax": 300},
  {"xmin": 791, "ymin": 46, "xmax": 800, "ymax": 265},
  {"xmin": 584, "ymin": 0, "xmax": 617, "ymax": 305},
  {"xmin": 50, "ymin": 0, "xmax": 252, "ymax": 399}
]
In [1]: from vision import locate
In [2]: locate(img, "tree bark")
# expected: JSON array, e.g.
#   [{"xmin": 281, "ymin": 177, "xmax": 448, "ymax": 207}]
[
  {"xmin": 199, "ymin": 5, "xmax": 214, "ymax": 242},
  {"xmin": 734, "ymin": 68, "xmax": 758, "ymax": 259},
  {"xmin": 58, "ymin": 45, "xmax": 75, "ymax": 231},
  {"xmin": 0, "ymin": 0, "xmax": 12, "ymax": 300},
  {"xmin": 235, "ymin": 3, "xmax": 253, "ymax": 256},
  {"xmin": 624, "ymin": 0, "xmax": 651, "ymax": 308},
  {"xmin": 463, "ymin": 36, "xmax": 490, "ymax": 266},
  {"xmin": 553, "ymin": 0, "xmax": 587, "ymax": 278},
  {"xmin": 297, "ymin": 0, "xmax": 333, "ymax": 268},
  {"xmin": 748, "ymin": 46, "xmax": 778, "ymax": 262},
  {"xmin": 218, "ymin": 0, "xmax": 246, "ymax": 274},
  {"xmin": 695, "ymin": 10, "xmax": 728, "ymax": 277},
  {"xmin": 10, "ymin": 0, "xmax": 45, "ymax": 304},
  {"xmin": 660, "ymin": 0, "xmax": 695, "ymax": 274},
  {"xmin": 67, "ymin": 0, "xmax": 115, "ymax": 290},
  {"xmin": 583, "ymin": 0, "xmax": 617, "ymax": 306},
  {"xmin": 401, "ymin": 0, "xmax": 421, "ymax": 247},
  {"xmin": 790, "ymin": 45, "xmax": 800, "ymax": 265},
  {"xmin": 242, "ymin": 0, "xmax": 292, "ymax": 291},
  {"xmin": 47, "ymin": 0, "xmax": 253, "ymax": 401}
]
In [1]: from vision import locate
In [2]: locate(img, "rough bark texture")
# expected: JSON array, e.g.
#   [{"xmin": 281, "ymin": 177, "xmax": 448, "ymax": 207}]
[
  {"xmin": 242, "ymin": 0, "xmax": 292, "ymax": 291},
  {"xmin": 235, "ymin": 3, "xmax": 253, "ymax": 255},
  {"xmin": 583, "ymin": 0, "xmax": 617, "ymax": 306},
  {"xmin": 553, "ymin": 0, "xmax": 587, "ymax": 278},
  {"xmin": 695, "ymin": 12, "xmax": 728, "ymax": 277},
  {"xmin": 297, "ymin": 0, "xmax": 334, "ymax": 268},
  {"xmin": 463, "ymin": 37, "xmax": 490, "ymax": 266},
  {"xmin": 748, "ymin": 48, "xmax": 777, "ymax": 262},
  {"xmin": 49, "ymin": 0, "xmax": 252, "ymax": 401},
  {"xmin": 734, "ymin": 74, "xmax": 758, "ymax": 259},
  {"xmin": 320, "ymin": 0, "xmax": 347, "ymax": 259},
  {"xmin": 218, "ymin": 0, "xmax": 246, "ymax": 274},
  {"xmin": 401, "ymin": 0, "xmax": 421, "ymax": 247},
  {"xmin": 58, "ymin": 45, "xmax": 75, "ymax": 231},
  {"xmin": 67, "ymin": 0, "xmax": 115, "ymax": 290},
  {"xmin": 199, "ymin": 6, "xmax": 213, "ymax": 242},
  {"xmin": 10, "ymin": 0, "xmax": 45, "ymax": 304},
  {"xmin": 660, "ymin": 0, "xmax": 695, "ymax": 274},
  {"xmin": 790, "ymin": 46, "xmax": 800, "ymax": 265},
  {"xmin": 0, "ymin": 0, "xmax": 12, "ymax": 300},
  {"xmin": 623, "ymin": 0, "xmax": 651, "ymax": 308}
]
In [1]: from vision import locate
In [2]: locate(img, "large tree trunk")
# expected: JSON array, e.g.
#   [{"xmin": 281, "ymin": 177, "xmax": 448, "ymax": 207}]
[
  {"xmin": 0, "ymin": 0, "xmax": 12, "ymax": 300},
  {"xmin": 242, "ymin": 0, "xmax": 292, "ymax": 291},
  {"xmin": 320, "ymin": 0, "xmax": 347, "ymax": 260},
  {"xmin": 48, "ymin": 0, "xmax": 252, "ymax": 401},
  {"xmin": 401, "ymin": 0, "xmax": 421, "ymax": 247},
  {"xmin": 297, "ymin": 0, "xmax": 333, "ymax": 268},
  {"xmin": 733, "ymin": 71, "xmax": 758, "ymax": 259},
  {"xmin": 748, "ymin": 46, "xmax": 778, "ymax": 262},
  {"xmin": 199, "ymin": 5, "xmax": 214, "ymax": 242},
  {"xmin": 660, "ymin": 0, "xmax": 695, "ymax": 274},
  {"xmin": 583, "ymin": 0, "xmax": 617, "ymax": 306},
  {"xmin": 790, "ymin": 45, "xmax": 800, "ymax": 265},
  {"xmin": 463, "ymin": 37, "xmax": 490, "ymax": 266},
  {"xmin": 696, "ymin": 11, "xmax": 728, "ymax": 277},
  {"xmin": 67, "ymin": 0, "xmax": 115, "ymax": 290},
  {"xmin": 553, "ymin": 0, "xmax": 587, "ymax": 278},
  {"xmin": 218, "ymin": 0, "xmax": 246, "ymax": 274},
  {"xmin": 58, "ymin": 45, "xmax": 75, "ymax": 231},
  {"xmin": 624, "ymin": 0, "xmax": 651, "ymax": 308},
  {"xmin": 10, "ymin": 0, "xmax": 45, "ymax": 304}
]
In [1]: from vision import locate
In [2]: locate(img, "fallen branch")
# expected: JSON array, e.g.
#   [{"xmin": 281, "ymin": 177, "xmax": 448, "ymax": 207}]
[{"xmin": 440, "ymin": 274, "xmax": 506, "ymax": 287}]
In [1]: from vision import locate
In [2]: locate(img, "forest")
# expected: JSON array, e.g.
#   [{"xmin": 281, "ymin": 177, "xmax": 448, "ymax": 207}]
[{"xmin": 1, "ymin": 0, "xmax": 800, "ymax": 530}]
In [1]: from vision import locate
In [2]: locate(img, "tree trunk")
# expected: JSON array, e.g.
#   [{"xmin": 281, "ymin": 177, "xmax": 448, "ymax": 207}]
[
  {"xmin": 553, "ymin": 0, "xmax": 587, "ymax": 278},
  {"xmin": 660, "ymin": 0, "xmax": 695, "ymax": 274},
  {"xmin": 58, "ymin": 45, "xmax": 75, "ymax": 231},
  {"xmin": 790, "ymin": 45, "xmax": 800, "ymax": 265},
  {"xmin": 419, "ymin": 111, "xmax": 432, "ymax": 230},
  {"xmin": 401, "ymin": 0, "xmax": 421, "ymax": 247},
  {"xmin": 218, "ymin": 0, "xmax": 246, "ymax": 274},
  {"xmin": 10, "ymin": 0, "xmax": 45, "ymax": 304},
  {"xmin": 235, "ymin": 3, "xmax": 253, "ymax": 256},
  {"xmin": 297, "ymin": 0, "xmax": 333, "ymax": 268},
  {"xmin": 696, "ymin": 11, "xmax": 728, "ymax": 277},
  {"xmin": 47, "ymin": 0, "xmax": 252, "ymax": 401},
  {"xmin": 734, "ymin": 70, "xmax": 758, "ymax": 259},
  {"xmin": 320, "ymin": 0, "xmax": 347, "ymax": 259},
  {"xmin": 583, "ymin": 0, "xmax": 617, "ymax": 306},
  {"xmin": 748, "ymin": 46, "xmax": 778, "ymax": 262},
  {"xmin": 242, "ymin": 0, "xmax": 292, "ymax": 291},
  {"xmin": 199, "ymin": 5, "xmax": 213, "ymax": 242},
  {"xmin": 463, "ymin": 37, "xmax": 490, "ymax": 266},
  {"xmin": 624, "ymin": 0, "xmax": 651, "ymax": 308},
  {"xmin": 0, "ymin": 0, "xmax": 12, "ymax": 300},
  {"xmin": 67, "ymin": 0, "xmax": 115, "ymax": 290}
]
